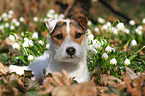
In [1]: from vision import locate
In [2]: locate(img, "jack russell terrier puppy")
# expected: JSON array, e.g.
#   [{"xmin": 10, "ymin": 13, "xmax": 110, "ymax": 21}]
[{"xmin": 9, "ymin": 17, "xmax": 89, "ymax": 84}]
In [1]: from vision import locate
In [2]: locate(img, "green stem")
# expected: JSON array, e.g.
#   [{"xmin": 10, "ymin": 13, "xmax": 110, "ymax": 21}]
[
  {"xmin": 109, "ymin": 20, "xmax": 119, "ymax": 45},
  {"xmin": 129, "ymin": 46, "xmax": 145, "ymax": 61}
]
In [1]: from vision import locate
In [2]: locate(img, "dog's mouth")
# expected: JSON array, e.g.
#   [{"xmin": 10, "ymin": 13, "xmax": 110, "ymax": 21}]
[
  {"xmin": 66, "ymin": 55, "xmax": 75, "ymax": 59},
  {"xmin": 69, "ymin": 55, "xmax": 74, "ymax": 59},
  {"xmin": 60, "ymin": 55, "xmax": 81, "ymax": 63}
]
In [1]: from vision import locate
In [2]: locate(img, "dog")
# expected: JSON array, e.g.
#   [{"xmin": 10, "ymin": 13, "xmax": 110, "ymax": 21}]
[{"xmin": 20, "ymin": 17, "xmax": 89, "ymax": 83}]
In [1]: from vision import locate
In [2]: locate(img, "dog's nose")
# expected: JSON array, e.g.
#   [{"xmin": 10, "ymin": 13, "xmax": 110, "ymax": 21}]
[{"xmin": 66, "ymin": 47, "xmax": 76, "ymax": 56}]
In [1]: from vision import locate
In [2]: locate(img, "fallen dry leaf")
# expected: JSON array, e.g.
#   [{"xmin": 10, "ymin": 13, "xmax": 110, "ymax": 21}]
[
  {"xmin": 100, "ymin": 74, "xmax": 126, "ymax": 91},
  {"xmin": 96, "ymin": 86, "xmax": 108, "ymax": 93},
  {"xmin": 39, "ymin": 69, "xmax": 73, "ymax": 95},
  {"xmin": 0, "ymin": 62, "xmax": 8, "ymax": 74},
  {"xmin": 52, "ymin": 81, "xmax": 97, "ymax": 96},
  {"xmin": 0, "ymin": 85, "xmax": 18, "ymax": 96},
  {"xmin": 125, "ymin": 66, "xmax": 139, "ymax": 80},
  {"xmin": 123, "ymin": 67, "xmax": 145, "ymax": 96},
  {"xmin": 100, "ymin": 93, "xmax": 120, "ymax": 96}
]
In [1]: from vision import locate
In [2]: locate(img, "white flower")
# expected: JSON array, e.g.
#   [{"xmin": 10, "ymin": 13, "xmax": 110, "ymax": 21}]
[
  {"xmin": 142, "ymin": 18, "xmax": 145, "ymax": 24},
  {"xmin": 8, "ymin": 14, "xmax": 12, "ymax": 19},
  {"xmin": 10, "ymin": 25, "xmax": 15, "ymax": 30},
  {"xmin": 88, "ymin": 45, "xmax": 93, "ymax": 51},
  {"xmin": 87, "ymin": 29, "xmax": 92, "ymax": 35},
  {"xmin": 46, "ymin": 43, "xmax": 50, "ymax": 49},
  {"xmin": 98, "ymin": 17, "xmax": 105, "ymax": 24},
  {"xmin": 112, "ymin": 27, "xmax": 118, "ymax": 35},
  {"xmin": 105, "ymin": 46, "xmax": 112, "ymax": 52},
  {"xmin": 33, "ymin": 17, "xmax": 38, "ymax": 22},
  {"xmin": 94, "ymin": 27, "xmax": 99, "ymax": 32},
  {"xmin": 12, "ymin": 18, "xmax": 17, "ymax": 23},
  {"xmin": 8, "ymin": 65, "xmax": 28, "ymax": 75},
  {"xmin": 15, "ymin": 21, "xmax": 20, "ymax": 26},
  {"xmin": 101, "ymin": 24, "xmax": 108, "ymax": 31},
  {"xmin": 8, "ymin": 10, "xmax": 14, "ymax": 15},
  {"xmin": 93, "ymin": 40, "xmax": 101, "ymax": 49},
  {"xmin": 0, "ymin": 25, "xmax": 4, "ymax": 30},
  {"xmin": 47, "ymin": 13, "xmax": 53, "ymax": 18},
  {"xmin": 21, "ymin": 32, "xmax": 24, "ymax": 36},
  {"xmin": 0, "ymin": 17, "xmax": 1, "ymax": 21},
  {"xmin": 23, "ymin": 38, "xmax": 33, "ymax": 47},
  {"xmin": 130, "ymin": 39, "xmax": 137, "ymax": 46},
  {"xmin": 117, "ymin": 23, "xmax": 125, "ymax": 30},
  {"xmin": 5, "ymin": 23, "xmax": 9, "ymax": 28},
  {"xmin": 1, "ymin": 13, "xmax": 7, "ymax": 18},
  {"xmin": 49, "ymin": 9, "xmax": 55, "ymax": 14},
  {"xmin": 124, "ymin": 59, "xmax": 131, "ymax": 65},
  {"xmin": 93, "ymin": 42, "xmax": 100, "ymax": 49},
  {"xmin": 39, "ymin": 40, "xmax": 44, "ymax": 45},
  {"xmin": 12, "ymin": 42, "xmax": 20, "ymax": 49},
  {"xmin": 123, "ymin": 28, "xmax": 130, "ymax": 34},
  {"xmin": 135, "ymin": 28, "xmax": 142, "ymax": 35},
  {"xmin": 90, "ymin": 48, "xmax": 97, "ymax": 54},
  {"xmin": 106, "ymin": 22, "xmax": 111, "ymax": 27},
  {"xmin": 102, "ymin": 53, "xmax": 108, "ymax": 60},
  {"xmin": 58, "ymin": 14, "xmax": 65, "ymax": 19},
  {"xmin": 129, "ymin": 20, "xmax": 135, "ymax": 26},
  {"xmin": 87, "ymin": 20, "xmax": 92, "ymax": 26},
  {"xmin": 32, "ymin": 32, "xmax": 38, "ymax": 39},
  {"xmin": 24, "ymin": 38, "xmax": 29, "ymax": 42},
  {"xmin": 22, "ymin": 41, "xmax": 29, "ymax": 47},
  {"xmin": 8, "ymin": 35, "xmax": 15, "ymax": 41},
  {"xmin": 137, "ymin": 25, "xmax": 143, "ymax": 30},
  {"xmin": 110, "ymin": 58, "xmax": 117, "ymax": 65},
  {"xmin": 19, "ymin": 17, "xmax": 24, "ymax": 22},
  {"xmin": 88, "ymin": 34, "xmax": 94, "ymax": 40},
  {"xmin": 28, "ymin": 55, "xmax": 34, "ymax": 61}
]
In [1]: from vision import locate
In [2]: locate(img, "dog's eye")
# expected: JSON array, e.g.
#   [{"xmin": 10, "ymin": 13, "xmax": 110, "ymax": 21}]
[
  {"xmin": 54, "ymin": 34, "xmax": 63, "ymax": 40},
  {"xmin": 75, "ymin": 33, "xmax": 83, "ymax": 39}
]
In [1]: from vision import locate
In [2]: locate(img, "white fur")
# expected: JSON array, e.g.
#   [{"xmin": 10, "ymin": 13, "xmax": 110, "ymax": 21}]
[{"xmin": 29, "ymin": 19, "xmax": 89, "ymax": 83}]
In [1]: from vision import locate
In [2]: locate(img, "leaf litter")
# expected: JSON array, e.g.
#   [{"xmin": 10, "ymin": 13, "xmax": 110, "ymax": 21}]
[{"xmin": 0, "ymin": 62, "xmax": 145, "ymax": 96}]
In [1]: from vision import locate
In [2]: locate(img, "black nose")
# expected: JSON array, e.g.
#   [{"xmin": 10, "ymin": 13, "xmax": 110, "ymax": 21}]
[{"xmin": 66, "ymin": 47, "xmax": 76, "ymax": 56}]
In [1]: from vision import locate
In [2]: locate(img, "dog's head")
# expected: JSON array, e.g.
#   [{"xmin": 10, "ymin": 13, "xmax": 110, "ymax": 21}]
[{"xmin": 46, "ymin": 17, "xmax": 88, "ymax": 64}]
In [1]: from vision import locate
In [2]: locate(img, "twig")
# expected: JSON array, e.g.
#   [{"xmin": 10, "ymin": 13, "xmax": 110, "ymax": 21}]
[
  {"xmin": 98, "ymin": 0, "xmax": 131, "ymax": 23},
  {"xmin": 64, "ymin": 0, "xmax": 76, "ymax": 17}
]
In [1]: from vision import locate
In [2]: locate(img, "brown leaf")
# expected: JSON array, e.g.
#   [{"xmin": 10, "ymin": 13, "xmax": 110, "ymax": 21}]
[
  {"xmin": 52, "ymin": 81, "xmax": 97, "ymax": 96},
  {"xmin": 8, "ymin": 73, "xmax": 26, "ymax": 92},
  {"xmin": 39, "ymin": 70, "xmax": 73, "ymax": 95},
  {"xmin": 100, "ymin": 74, "xmax": 126, "ymax": 91},
  {"xmin": 125, "ymin": 66, "xmax": 139, "ymax": 80},
  {"xmin": 0, "ymin": 62, "xmax": 8, "ymax": 74},
  {"xmin": 100, "ymin": 93, "xmax": 120, "ymax": 96},
  {"xmin": 96, "ymin": 86, "xmax": 108, "ymax": 93},
  {"xmin": 1, "ymin": 85, "xmax": 18, "ymax": 96}
]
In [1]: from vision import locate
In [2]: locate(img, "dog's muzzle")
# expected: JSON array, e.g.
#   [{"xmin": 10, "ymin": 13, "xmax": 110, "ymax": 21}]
[{"xmin": 66, "ymin": 47, "xmax": 76, "ymax": 56}]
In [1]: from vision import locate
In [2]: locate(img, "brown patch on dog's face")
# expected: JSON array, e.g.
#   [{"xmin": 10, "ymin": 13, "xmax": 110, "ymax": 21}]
[
  {"xmin": 50, "ymin": 19, "xmax": 86, "ymax": 46},
  {"xmin": 69, "ymin": 20, "xmax": 86, "ymax": 45},
  {"xmin": 50, "ymin": 21, "xmax": 68, "ymax": 46}
]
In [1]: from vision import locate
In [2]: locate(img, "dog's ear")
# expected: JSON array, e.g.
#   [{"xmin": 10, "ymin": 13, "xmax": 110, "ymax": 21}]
[
  {"xmin": 73, "ymin": 16, "xmax": 88, "ymax": 30},
  {"xmin": 46, "ymin": 19, "xmax": 58, "ymax": 34}
]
